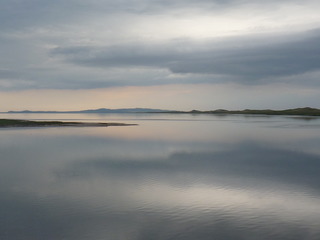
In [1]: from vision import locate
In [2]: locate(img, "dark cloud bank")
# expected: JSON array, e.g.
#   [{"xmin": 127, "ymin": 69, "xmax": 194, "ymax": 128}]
[{"xmin": 52, "ymin": 29, "xmax": 320, "ymax": 86}]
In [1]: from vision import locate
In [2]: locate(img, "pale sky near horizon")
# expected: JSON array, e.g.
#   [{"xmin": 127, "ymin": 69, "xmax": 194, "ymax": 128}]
[{"xmin": 1, "ymin": 0, "xmax": 320, "ymax": 111}]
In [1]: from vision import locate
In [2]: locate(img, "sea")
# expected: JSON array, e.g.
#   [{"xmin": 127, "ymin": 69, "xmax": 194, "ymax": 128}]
[{"xmin": 0, "ymin": 113, "xmax": 320, "ymax": 240}]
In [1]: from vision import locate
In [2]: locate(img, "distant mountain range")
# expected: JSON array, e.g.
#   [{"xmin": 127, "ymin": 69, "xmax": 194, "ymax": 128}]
[
  {"xmin": 5, "ymin": 107, "xmax": 320, "ymax": 116},
  {"xmin": 7, "ymin": 108, "xmax": 173, "ymax": 114}
]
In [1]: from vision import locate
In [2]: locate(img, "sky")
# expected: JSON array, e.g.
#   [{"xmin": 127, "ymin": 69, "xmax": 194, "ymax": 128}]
[{"xmin": 1, "ymin": 0, "xmax": 320, "ymax": 111}]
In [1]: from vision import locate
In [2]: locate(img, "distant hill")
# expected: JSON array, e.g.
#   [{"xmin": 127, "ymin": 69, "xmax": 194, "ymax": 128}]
[
  {"xmin": 80, "ymin": 108, "xmax": 172, "ymax": 113},
  {"xmin": 174, "ymin": 107, "xmax": 320, "ymax": 116},
  {"xmin": 6, "ymin": 107, "xmax": 320, "ymax": 116},
  {"xmin": 7, "ymin": 108, "xmax": 173, "ymax": 114}
]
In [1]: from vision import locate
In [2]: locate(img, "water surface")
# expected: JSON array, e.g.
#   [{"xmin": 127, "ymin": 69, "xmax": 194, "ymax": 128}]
[{"xmin": 0, "ymin": 113, "xmax": 320, "ymax": 240}]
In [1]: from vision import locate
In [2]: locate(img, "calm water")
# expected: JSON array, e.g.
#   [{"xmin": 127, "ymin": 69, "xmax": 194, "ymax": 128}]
[{"xmin": 0, "ymin": 113, "xmax": 320, "ymax": 240}]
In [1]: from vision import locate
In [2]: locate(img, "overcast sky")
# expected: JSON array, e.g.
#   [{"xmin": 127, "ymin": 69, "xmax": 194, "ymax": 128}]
[{"xmin": 1, "ymin": 0, "xmax": 320, "ymax": 111}]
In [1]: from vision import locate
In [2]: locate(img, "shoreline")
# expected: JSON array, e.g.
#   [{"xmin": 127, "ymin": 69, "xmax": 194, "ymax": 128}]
[
  {"xmin": 163, "ymin": 107, "xmax": 320, "ymax": 117},
  {"xmin": 0, "ymin": 119, "xmax": 137, "ymax": 128},
  {"xmin": 2, "ymin": 107, "xmax": 320, "ymax": 117}
]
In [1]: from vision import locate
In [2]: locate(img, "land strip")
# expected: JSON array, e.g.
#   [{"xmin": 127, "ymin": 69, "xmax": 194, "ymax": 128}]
[
  {"xmin": 168, "ymin": 107, "xmax": 320, "ymax": 116},
  {"xmin": 0, "ymin": 119, "xmax": 137, "ymax": 128}
]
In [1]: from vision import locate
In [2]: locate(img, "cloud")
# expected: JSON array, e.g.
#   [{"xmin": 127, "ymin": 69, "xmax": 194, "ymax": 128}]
[
  {"xmin": 51, "ymin": 29, "xmax": 320, "ymax": 85},
  {"xmin": 169, "ymin": 31, "xmax": 320, "ymax": 82},
  {"xmin": 1, "ymin": 0, "xmax": 318, "ymax": 31},
  {"xmin": 1, "ymin": 0, "xmax": 320, "ymax": 91}
]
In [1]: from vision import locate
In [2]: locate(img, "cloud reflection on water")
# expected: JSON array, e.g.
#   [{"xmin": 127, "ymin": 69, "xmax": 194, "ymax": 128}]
[{"xmin": 50, "ymin": 141, "xmax": 320, "ymax": 240}]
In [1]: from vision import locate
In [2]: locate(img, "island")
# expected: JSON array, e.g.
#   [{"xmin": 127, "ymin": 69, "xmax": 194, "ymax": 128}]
[{"xmin": 0, "ymin": 119, "xmax": 137, "ymax": 128}]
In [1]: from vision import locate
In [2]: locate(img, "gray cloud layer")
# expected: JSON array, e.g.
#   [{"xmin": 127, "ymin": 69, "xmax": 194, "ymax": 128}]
[
  {"xmin": 52, "ymin": 29, "xmax": 320, "ymax": 84},
  {"xmin": 1, "ymin": 0, "xmax": 320, "ymax": 90}
]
